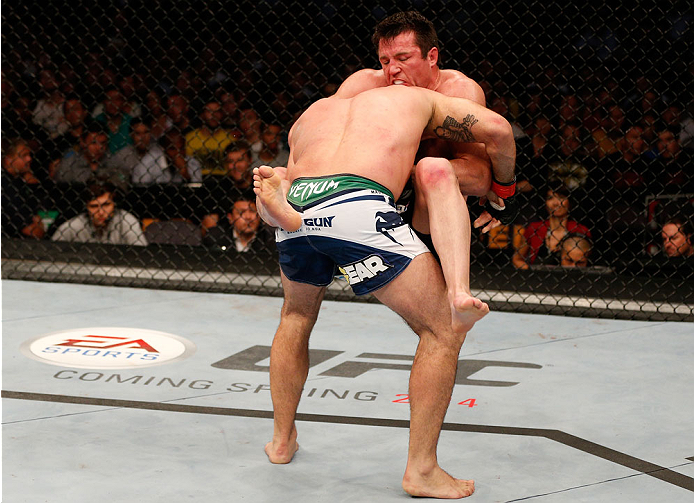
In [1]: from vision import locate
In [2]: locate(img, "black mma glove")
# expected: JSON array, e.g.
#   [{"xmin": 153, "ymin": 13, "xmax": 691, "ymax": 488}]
[{"xmin": 485, "ymin": 193, "xmax": 520, "ymax": 225}]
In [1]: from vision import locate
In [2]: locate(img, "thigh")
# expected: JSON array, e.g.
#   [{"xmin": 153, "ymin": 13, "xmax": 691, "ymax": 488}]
[
  {"xmin": 370, "ymin": 252, "xmax": 452, "ymax": 338},
  {"xmin": 279, "ymin": 269, "xmax": 326, "ymax": 323}
]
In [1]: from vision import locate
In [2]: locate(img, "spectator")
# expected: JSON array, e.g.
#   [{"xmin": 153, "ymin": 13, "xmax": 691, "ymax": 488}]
[
  {"xmin": 199, "ymin": 141, "xmax": 254, "ymax": 221},
  {"xmin": 515, "ymin": 115, "xmax": 556, "ymax": 224},
  {"xmin": 56, "ymin": 95, "xmax": 91, "ymax": 155},
  {"xmin": 112, "ymin": 117, "xmax": 166, "ymax": 186},
  {"xmin": 661, "ymin": 217, "xmax": 693, "ymax": 258},
  {"xmin": 142, "ymin": 89, "xmax": 169, "ymax": 140},
  {"xmin": 237, "ymin": 107, "xmax": 262, "ymax": 153},
  {"xmin": 94, "ymin": 86, "xmax": 134, "ymax": 154},
  {"xmin": 589, "ymin": 103, "xmax": 626, "ymax": 159},
  {"xmin": 488, "ymin": 95, "xmax": 525, "ymax": 139},
  {"xmin": 44, "ymin": 95, "xmax": 93, "ymax": 178},
  {"xmin": 559, "ymin": 233, "xmax": 592, "ymax": 267},
  {"xmin": 51, "ymin": 179, "xmax": 147, "ymax": 245},
  {"xmin": 603, "ymin": 125, "xmax": 653, "ymax": 195},
  {"xmin": 546, "ymin": 120, "xmax": 593, "ymax": 193},
  {"xmin": 222, "ymin": 141, "xmax": 254, "ymax": 194},
  {"xmin": 526, "ymin": 115, "xmax": 554, "ymax": 161},
  {"xmin": 185, "ymin": 98, "xmax": 238, "ymax": 176},
  {"xmin": 639, "ymin": 112, "xmax": 660, "ymax": 152},
  {"xmin": 250, "ymin": 122, "xmax": 289, "ymax": 169},
  {"xmin": 138, "ymin": 131, "xmax": 202, "ymax": 185},
  {"xmin": 556, "ymin": 93, "xmax": 584, "ymax": 130},
  {"xmin": 512, "ymin": 184, "xmax": 591, "ymax": 269},
  {"xmin": 201, "ymin": 198, "xmax": 274, "ymax": 252},
  {"xmin": 215, "ymin": 85, "xmax": 240, "ymax": 131},
  {"xmin": 31, "ymin": 68, "xmax": 68, "ymax": 140},
  {"xmin": 91, "ymin": 74, "xmax": 142, "ymax": 119},
  {"xmin": 165, "ymin": 92, "xmax": 193, "ymax": 136},
  {"xmin": 651, "ymin": 128, "xmax": 692, "ymax": 193},
  {"xmin": 54, "ymin": 122, "xmax": 129, "ymax": 192},
  {"xmin": 1, "ymin": 138, "xmax": 54, "ymax": 238}
]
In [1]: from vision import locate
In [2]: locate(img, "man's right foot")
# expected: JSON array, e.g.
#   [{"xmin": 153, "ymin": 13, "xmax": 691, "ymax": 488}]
[
  {"xmin": 264, "ymin": 439, "xmax": 299, "ymax": 464},
  {"xmin": 253, "ymin": 165, "xmax": 302, "ymax": 232},
  {"xmin": 450, "ymin": 293, "xmax": 489, "ymax": 334},
  {"xmin": 402, "ymin": 466, "xmax": 475, "ymax": 499}
]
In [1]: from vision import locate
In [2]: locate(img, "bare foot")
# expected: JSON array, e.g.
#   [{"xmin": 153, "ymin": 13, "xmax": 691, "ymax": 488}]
[
  {"xmin": 449, "ymin": 293, "xmax": 489, "ymax": 334},
  {"xmin": 402, "ymin": 465, "xmax": 475, "ymax": 499},
  {"xmin": 264, "ymin": 438, "xmax": 299, "ymax": 464},
  {"xmin": 253, "ymin": 165, "xmax": 302, "ymax": 232}
]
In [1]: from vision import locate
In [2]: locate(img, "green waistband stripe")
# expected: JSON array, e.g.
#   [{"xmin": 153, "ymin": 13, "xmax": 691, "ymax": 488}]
[{"xmin": 287, "ymin": 175, "xmax": 393, "ymax": 206}]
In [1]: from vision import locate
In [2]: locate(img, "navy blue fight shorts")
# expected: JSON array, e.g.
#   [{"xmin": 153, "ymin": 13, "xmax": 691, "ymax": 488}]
[{"xmin": 276, "ymin": 174, "xmax": 430, "ymax": 295}]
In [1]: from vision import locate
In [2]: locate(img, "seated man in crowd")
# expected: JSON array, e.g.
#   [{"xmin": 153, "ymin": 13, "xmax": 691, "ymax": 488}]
[
  {"xmin": 94, "ymin": 86, "xmax": 135, "ymax": 154},
  {"xmin": 221, "ymin": 140, "xmax": 254, "ymax": 195},
  {"xmin": 51, "ymin": 179, "xmax": 147, "ymax": 245},
  {"xmin": 661, "ymin": 217, "xmax": 693, "ymax": 258},
  {"xmin": 112, "ymin": 117, "xmax": 166, "ymax": 186},
  {"xmin": 201, "ymin": 196, "xmax": 274, "ymax": 253},
  {"xmin": 54, "ymin": 122, "xmax": 130, "ymax": 193},
  {"xmin": 250, "ymin": 122, "xmax": 289, "ymax": 170},
  {"xmin": 156, "ymin": 131, "xmax": 203, "ymax": 185},
  {"xmin": 199, "ymin": 141, "xmax": 255, "ymax": 224},
  {"xmin": 119, "ymin": 118, "xmax": 202, "ymax": 186},
  {"xmin": 1, "ymin": 137, "xmax": 55, "ymax": 238},
  {"xmin": 185, "ymin": 98, "xmax": 239, "ymax": 176},
  {"xmin": 559, "ymin": 233, "xmax": 592, "ymax": 267}
]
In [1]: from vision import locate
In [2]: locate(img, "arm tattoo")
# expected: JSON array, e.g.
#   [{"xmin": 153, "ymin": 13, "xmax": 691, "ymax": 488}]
[{"xmin": 434, "ymin": 115, "xmax": 478, "ymax": 142}]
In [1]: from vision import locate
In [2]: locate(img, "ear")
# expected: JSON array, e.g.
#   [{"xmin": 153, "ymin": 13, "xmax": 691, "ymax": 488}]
[{"xmin": 427, "ymin": 46, "xmax": 439, "ymax": 67}]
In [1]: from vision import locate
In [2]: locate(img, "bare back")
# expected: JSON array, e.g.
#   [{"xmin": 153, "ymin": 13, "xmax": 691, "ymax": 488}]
[
  {"xmin": 287, "ymin": 86, "xmax": 433, "ymax": 200},
  {"xmin": 286, "ymin": 86, "xmax": 513, "ymax": 200}
]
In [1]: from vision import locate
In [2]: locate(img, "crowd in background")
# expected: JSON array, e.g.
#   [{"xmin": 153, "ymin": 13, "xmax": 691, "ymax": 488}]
[{"xmin": 2, "ymin": 7, "xmax": 693, "ymax": 270}]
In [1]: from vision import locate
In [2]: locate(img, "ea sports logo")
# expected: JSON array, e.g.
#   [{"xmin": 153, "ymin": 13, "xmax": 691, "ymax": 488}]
[{"xmin": 21, "ymin": 327, "xmax": 196, "ymax": 369}]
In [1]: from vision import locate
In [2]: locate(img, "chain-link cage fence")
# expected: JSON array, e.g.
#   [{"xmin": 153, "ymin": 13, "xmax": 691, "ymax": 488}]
[{"xmin": 2, "ymin": 1, "xmax": 693, "ymax": 320}]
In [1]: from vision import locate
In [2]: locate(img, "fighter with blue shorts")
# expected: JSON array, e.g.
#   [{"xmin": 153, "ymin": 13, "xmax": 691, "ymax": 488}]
[{"xmin": 276, "ymin": 174, "xmax": 429, "ymax": 295}]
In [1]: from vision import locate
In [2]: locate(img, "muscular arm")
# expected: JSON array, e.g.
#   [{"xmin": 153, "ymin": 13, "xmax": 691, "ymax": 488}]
[
  {"xmin": 427, "ymin": 94, "xmax": 515, "ymax": 185},
  {"xmin": 434, "ymin": 73, "xmax": 492, "ymax": 196}
]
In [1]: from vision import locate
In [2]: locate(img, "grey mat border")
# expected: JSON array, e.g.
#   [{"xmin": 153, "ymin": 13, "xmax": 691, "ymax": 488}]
[
  {"xmin": 3, "ymin": 390, "xmax": 693, "ymax": 492},
  {"xmin": 4, "ymin": 262, "xmax": 693, "ymax": 321}
]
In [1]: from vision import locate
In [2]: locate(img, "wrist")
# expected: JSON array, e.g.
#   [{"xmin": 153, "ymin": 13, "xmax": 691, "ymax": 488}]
[{"xmin": 491, "ymin": 175, "xmax": 516, "ymax": 198}]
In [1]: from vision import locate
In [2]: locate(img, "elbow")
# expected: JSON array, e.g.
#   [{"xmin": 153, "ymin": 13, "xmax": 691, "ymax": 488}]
[{"xmin": 489, "ymin": 115, "xmax": 514, "ymax": 149}]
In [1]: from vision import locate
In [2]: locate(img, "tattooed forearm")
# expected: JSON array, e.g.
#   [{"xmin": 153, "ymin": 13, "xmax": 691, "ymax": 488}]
[{"xmin": 434, "ymin": 115, "xmax": 479, "ymax": 143}]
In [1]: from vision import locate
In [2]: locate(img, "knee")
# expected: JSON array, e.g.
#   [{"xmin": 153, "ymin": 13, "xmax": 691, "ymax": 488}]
[{"xmin": 414, "ymin": 157, "xmax": 456, "ymax": 192}]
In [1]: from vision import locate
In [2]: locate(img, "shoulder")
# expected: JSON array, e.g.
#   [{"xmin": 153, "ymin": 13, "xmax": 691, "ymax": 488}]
[
  {"xmin": 335, "ymin": 69, "xmax": 387, "ymax": 98},
  {"xmin": 115, "ymin": 209, "xmax": 139, "ymax": 223},
  {"xmin": 436, "ymin": 70, "xmax": 486, "ymax": 105},
  {"xmin": 568, "ymin": 221, "xmax": 591, "ymax": 236}
]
